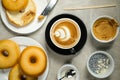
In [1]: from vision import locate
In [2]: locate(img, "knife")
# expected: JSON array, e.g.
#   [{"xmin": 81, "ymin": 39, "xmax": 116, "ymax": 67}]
[{"xmin": 38, "ymin": 0, "xmax": 58, "ymax": 20}]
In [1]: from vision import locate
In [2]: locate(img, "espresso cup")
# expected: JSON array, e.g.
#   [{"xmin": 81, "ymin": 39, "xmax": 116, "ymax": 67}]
[
  {"xmin": 91, "ymin": 16, "xmax": 119, "ymax": 43},
  {"xmin": 50, "ymin": 18, "xmax": 81, "ymax": 49}
]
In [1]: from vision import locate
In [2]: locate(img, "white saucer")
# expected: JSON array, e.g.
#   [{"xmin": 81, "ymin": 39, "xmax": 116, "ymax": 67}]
[
  {"xmin": 0, "ymin": 0, "xmax": 47, "ymax": 34},
  {"xmin": 0, "ymin": 36, "xmax": 49, "ymax": 80}
]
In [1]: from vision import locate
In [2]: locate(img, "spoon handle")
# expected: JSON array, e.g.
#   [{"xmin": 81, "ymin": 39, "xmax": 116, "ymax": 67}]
[{"xmin": 59, "ymin": 76, "xmax": 65, "ymax": 80}]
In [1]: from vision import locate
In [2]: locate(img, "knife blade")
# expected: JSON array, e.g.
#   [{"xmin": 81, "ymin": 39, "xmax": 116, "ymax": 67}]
[{"xmin": 38, "ymin": 0, "xmax": 58, "ymax": 20}]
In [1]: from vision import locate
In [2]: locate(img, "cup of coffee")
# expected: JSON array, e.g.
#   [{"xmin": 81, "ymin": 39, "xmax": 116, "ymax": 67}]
[
  {"xmin": 91, "ymin": 16, "xmax": 119, "ymax": 43},
  {"xmin": 45, "ymin": 14, "xmax": 87, "ymax": 55},
  {"xmin": 50, "ymin": 18, "xmax": 81, "ymax": 49}
]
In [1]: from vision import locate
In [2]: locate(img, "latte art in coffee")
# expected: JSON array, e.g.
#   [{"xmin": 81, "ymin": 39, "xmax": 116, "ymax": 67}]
[
  {"xmin": 50, "ymin": 18, "xmax": 81, "ymax": 49},
  {"xmin": 54, "ymin": 26, "xmax": 71, "ymax": 41}
]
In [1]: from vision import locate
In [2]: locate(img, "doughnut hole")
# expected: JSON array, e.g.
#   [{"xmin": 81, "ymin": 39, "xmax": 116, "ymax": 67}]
[
  {"xmin": 19, "ymin": 74, "xmax": 26, "ymax": 80},
  {"xmin": 1, "ymin": 49, "xmax": 9, "ymax": 57},
  {"xmin": 30, "ymin": 56, "xmax": 37, "ymax": 63}
]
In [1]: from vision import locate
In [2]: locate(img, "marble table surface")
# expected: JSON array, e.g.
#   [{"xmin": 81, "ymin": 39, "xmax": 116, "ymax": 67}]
[{"xmin": 0, "ymin": 0, "xmax": 120, "ymax": 80}]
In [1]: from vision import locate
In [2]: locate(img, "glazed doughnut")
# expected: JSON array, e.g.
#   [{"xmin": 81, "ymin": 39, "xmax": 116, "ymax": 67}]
[
  {"xmin": 0, "ymin": 40, "xmax": 20, "ymax": 69},
  {"xmin": 2, "ymin": 0, "xmax": 28, "ymax": 11},
  {"xmin": 19, "ymin": 46, "xmax": 47, "ymax": 77},
  {"xmin": 6, "ymin": 0, "xmax": 36, "ymax": 27},
  {"xmin": 9, "ymin": 64, "xmax": 38, "ymax": 80}
]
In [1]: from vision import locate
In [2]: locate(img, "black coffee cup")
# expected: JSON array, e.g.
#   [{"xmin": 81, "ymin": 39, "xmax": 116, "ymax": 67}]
[{"xmin": 45, "ymin": 14, "xmax": 87, "ymax": 55}]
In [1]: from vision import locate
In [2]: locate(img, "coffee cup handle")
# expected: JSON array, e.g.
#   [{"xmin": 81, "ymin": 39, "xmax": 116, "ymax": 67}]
[{"xmin": 70, "ymin": 48, "xmax": 76, "ymax": 54}]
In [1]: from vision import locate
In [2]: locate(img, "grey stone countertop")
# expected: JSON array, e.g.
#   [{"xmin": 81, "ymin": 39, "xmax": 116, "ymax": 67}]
[{"xmin": 0, "ymin": 0, "xmax": 120, "ymax": 80}]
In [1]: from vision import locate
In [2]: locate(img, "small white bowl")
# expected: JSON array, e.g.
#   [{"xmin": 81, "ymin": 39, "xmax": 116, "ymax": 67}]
[
  {"xmin": 91, "ymin": 15, "xmax": 119, "ymax": 43},
  {"xmin": 87, "ymin": 51, "xmax": 114, "ymax": 78},
  {"xmin": 57, "ymin": 64, "xmax": 80, "ymax": 80}
]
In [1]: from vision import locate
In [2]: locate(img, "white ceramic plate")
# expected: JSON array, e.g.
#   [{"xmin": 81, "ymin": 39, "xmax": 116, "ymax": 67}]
[
  {"xmin": 0, "ymin": 36, "xmax": 49, "ymax": 80},
  {"xmin": 0, "ymin": 0, "xmax": 47, "ymax": 34}
]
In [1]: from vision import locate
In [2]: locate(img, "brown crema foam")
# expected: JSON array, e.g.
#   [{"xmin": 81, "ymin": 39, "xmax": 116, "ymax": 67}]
[{"xmin": 93, "ymin": 18, "xmax": 119, "ymax": 41}]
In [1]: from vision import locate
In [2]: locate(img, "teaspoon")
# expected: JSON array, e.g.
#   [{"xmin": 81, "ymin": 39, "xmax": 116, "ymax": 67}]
[{"xmin": 59, "ymin": 69, "xmax": 76, "ymax": 80}]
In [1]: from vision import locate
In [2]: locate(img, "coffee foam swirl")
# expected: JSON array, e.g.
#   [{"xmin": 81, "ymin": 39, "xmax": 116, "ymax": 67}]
[{"xmin": 54, "ymin": 26, "xmax": 71, "ymax": 41}]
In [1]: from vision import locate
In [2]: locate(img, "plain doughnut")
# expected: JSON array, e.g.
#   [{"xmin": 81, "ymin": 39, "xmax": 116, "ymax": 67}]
[
  {"xmin": 19, "ymin": 46, "xmax": 47, "ymax": 77},
  {"xmin": 0, "ymin": 40, "xmax": 20, "ymax": 69},
  {"xmin": 2, "ymin": 0, "xmax": 28, "ymax": 11},
  {"xmin": 9, "ymin": 64, "xmax": 38, "ymax": 80}
]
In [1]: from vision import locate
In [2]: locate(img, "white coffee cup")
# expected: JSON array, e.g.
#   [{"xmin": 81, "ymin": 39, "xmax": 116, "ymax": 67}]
[{"xmin": 50, "ymin": 18, "xmax": 81, "ymax": 49}]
